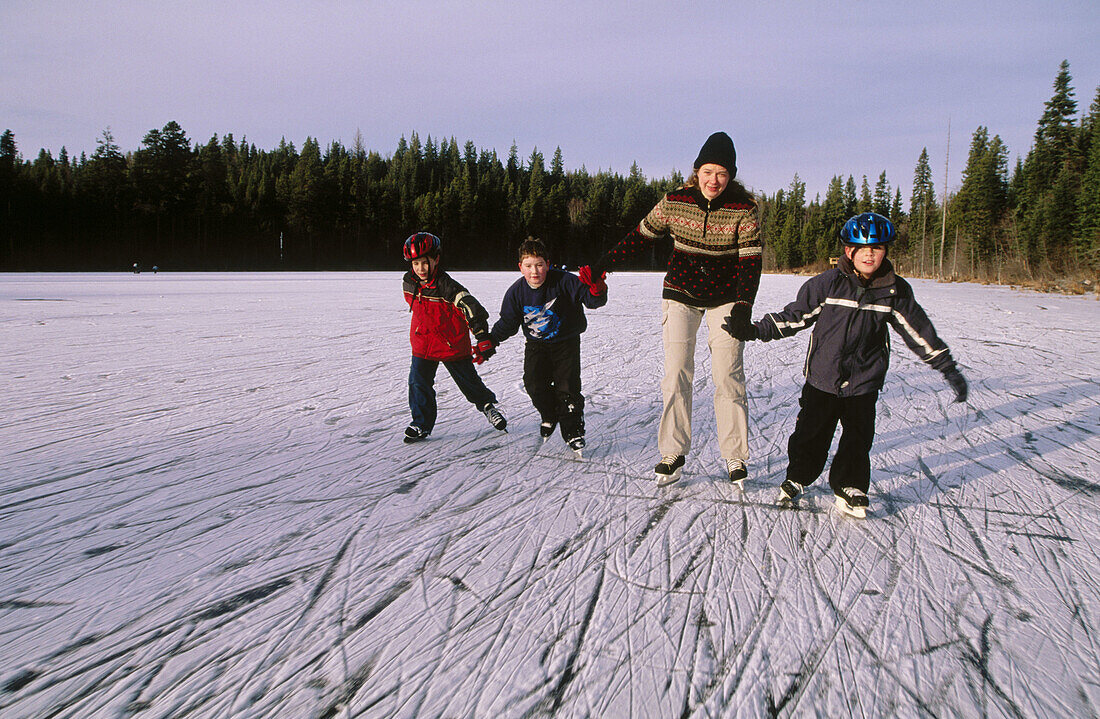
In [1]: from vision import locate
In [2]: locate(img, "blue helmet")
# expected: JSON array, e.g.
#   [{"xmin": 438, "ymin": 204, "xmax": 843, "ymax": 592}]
[
  {"xmin": 402, "ymin": 232, "xmax": 441, "ymax": 261},
  {"xmin": 841, "ymin": 212, "xmax": 896, "ymax": 246}
]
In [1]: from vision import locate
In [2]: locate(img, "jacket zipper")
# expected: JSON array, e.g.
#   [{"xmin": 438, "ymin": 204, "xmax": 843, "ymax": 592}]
[{"xmin": 837, "ymin": 283, "xmax": 866, "ymax": 393}]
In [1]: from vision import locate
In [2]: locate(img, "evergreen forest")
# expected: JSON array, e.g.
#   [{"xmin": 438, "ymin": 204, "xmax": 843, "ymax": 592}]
[{"xmin": 1, "ymin": 61, "xmax": 1097, "ymax": 285}]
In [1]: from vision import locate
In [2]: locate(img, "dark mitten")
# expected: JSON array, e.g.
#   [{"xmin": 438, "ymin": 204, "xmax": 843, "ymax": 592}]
[
  {"xmin": 578, "ymin": 265, "xmax": 608, "ymax": 296},
  {"xmin": 722, "ymin": 303, "xmax": 757, "ymax": 341},
  {"xmin": 722, "ymin": 314, "xmax": 757, "ymax": 341},
  {"xmin": 943, "ymin": 368, "xmax": 968, "ymax": 403},
  {"xmin": 472, "ymin": 338, "xmax": 496, "ymax": 364}
]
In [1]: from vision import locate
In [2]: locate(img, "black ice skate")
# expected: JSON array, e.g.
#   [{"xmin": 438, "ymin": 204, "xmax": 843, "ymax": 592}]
[
  {"xmin": 403, "ymin": 425, "xmax": 430, "ymax": 444},
  {"xmin": 482, "ymin": 404, "xmax": 507, "ymax": 431},
  {"xmin": 777, "ymin": 479, "xmax": 804, "ymax": 503},
  {"xmin": 654, "ymin": 455, "xmax": 685, "ymax": 486},
  {"xmin": 725, "ymin": 459, "xmax": 748, "ymax": 488},
  {"xmin": 567, "ymin": 435, "xmax": 586, "ymax": 459},
  {"xmin": 834, "ymin": 487, "xmax": 869, "ymax": 519},
  {"xmin": 540, "ymin": 421, "xmax": 557, "ymax": 440}
]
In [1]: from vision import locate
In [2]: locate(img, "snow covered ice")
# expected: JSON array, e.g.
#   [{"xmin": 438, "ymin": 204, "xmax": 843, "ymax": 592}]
[{"xmin": 2, "ymin": 271, "xmax": 1099, "ymax": 718}]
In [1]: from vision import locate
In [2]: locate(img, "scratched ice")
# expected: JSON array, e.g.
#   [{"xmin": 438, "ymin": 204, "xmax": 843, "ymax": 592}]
[{"xmin": 2, "ymin": 272, "xmax": 1098, "ymax": 718}]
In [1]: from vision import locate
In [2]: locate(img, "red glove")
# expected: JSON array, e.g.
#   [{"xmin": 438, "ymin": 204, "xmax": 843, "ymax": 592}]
[
  {"xmin": 471, "ymin": 338, "xmax": 496, "ymax": 364},
  {"xmin": 578, "ymin": 265, "xmax": 607, "ymax": 296}
]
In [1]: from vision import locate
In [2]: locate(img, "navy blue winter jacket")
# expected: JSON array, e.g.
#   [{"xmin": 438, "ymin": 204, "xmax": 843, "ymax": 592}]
[
  {"xmin": 755, "ymin": 255, "xmax": 958, "ymax": 397},
  {"xmin": 490, "ymin": 269, "xmax": 607, "ymax": 345}
]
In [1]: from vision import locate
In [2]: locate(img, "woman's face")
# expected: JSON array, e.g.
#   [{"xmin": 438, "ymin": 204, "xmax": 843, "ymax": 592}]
[{"xmin": 697, "ymin": 163, "xmax": 730, "ymax": 200}]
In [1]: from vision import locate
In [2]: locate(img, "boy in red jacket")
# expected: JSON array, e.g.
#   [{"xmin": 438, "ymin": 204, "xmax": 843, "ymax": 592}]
[{"xmin": 401, "ymin": 232, "xmax": 506, "ymax": 443}]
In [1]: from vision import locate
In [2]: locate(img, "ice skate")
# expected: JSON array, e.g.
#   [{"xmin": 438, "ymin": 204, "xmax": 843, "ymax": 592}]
[
  {"xmin": 654, "ymin": 455, "xmax": 685, "ymax": 486},
  {"xmin": 777, "ymin": 479, "xmax": 803, "ymax": 504},
  {"xmin": 482, "ymin": 403, "xmax": 507, "ymax": 431},
  {"xmin": 567, "ymin": 435, "xmax": 586, "ymax": 459},
  {"xmin": 539, "ymin": 421, "xmax": 557, "ymax": 441},
  {"xmin": 724, "ymin": 458, "xmax": 747, "ymax": 489},
  {"xmin": 834, "ymin": 487, "xmax": 869, "ymax": 518},
  {"xmin": 403, "ymin": 425, "xmax": 430, "ymax": 444}
]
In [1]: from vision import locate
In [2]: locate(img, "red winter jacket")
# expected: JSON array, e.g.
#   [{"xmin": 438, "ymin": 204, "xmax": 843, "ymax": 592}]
[{"xmin": 402, "ymin": 269, "xmax": 491, "ymax": 361}]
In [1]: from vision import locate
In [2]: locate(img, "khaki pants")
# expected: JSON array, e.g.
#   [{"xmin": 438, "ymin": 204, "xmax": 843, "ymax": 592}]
[{"xmin": 658, "ymin": 299, "xmax": 748, "ymax": 460}]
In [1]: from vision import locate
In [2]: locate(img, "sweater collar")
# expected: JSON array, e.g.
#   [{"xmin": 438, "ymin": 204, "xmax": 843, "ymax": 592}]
[{"xmin": 687, "ymin": 184, "xmax": 729, "ymax": 209}]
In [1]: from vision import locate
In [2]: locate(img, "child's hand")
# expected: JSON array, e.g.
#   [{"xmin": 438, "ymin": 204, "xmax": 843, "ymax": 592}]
[
  {"xmin": 722, "ymin": 303, "xmax": 757, "ymax": 341},
  {"xmin": 472, "ymin": 338, "xmax": 496, "ymax": 364},
  {"xmin": 578, "ymin": 265, "xmax": 607, "ymax": 296},
  {"xmin": 943, "ymin": 368, "xmax": 968, "ymax": 403}
]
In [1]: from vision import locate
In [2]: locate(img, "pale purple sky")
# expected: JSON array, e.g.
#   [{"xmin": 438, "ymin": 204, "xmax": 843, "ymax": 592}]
[{"xmin": 2, "ymin": 0, "xmax": 1098, "ymax": 200}]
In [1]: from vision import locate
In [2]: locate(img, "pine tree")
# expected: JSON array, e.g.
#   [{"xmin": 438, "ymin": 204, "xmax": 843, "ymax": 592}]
[
  {"xmin": 843, "ymin": 175, "xmax": 858, "ymax": 217},
  {"xmin": 873, "ymin": 171, "xmax": 891, "ymax": 216},
  {"xmin": 777, "ymin": 175, "xmax": 806, "ymax": 267},
  {"xmin": 910, "ymin": 148, "xmax": 937, "ymax": 275},
  {"xmin": 818, "ymin": 175, "xmax": 846, "ymax": 260},
  {"xmin": 1032, "ymin": 60, "xmax": 1078, "ymax": 189},
  {"xmin": 1018, "ymin": 61, "xmax": 1080, "ymax": 267},
  {"xmin": 286, "ymin": 137, "xmax": 325, "ymax": 262},
  {"xmin": 956, "ymin": 127, "xmax": 1008, "ymax": 265},
  {"xmin": 1073, "ymin": 86, "xmax": 1100, "ymax": 268},
  {"xmin": 858, "ymin": 176, "xmax": 872, "ymax": 213},
  {"xmin": 1074, "ymin": 128, "xmax": 1100, "ymax": 268}
]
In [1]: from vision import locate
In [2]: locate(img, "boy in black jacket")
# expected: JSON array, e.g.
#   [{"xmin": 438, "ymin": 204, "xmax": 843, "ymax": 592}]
[
  {"xmin": 724, "ymin": 213, "xmax": 968, "ymax": 517},
  {"xmin": 479, "ymin": 239, "xmax": 607, "ymax": 453}
]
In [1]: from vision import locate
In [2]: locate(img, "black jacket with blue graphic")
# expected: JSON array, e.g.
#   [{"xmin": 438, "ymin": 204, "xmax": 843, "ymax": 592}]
[
  {"xmin": 490, "ymin": 269, "xmax": 607, "ymax": 345},
  {"xmin": 754, "ymin": 254, "xmax": 958, "ymax": 397}
]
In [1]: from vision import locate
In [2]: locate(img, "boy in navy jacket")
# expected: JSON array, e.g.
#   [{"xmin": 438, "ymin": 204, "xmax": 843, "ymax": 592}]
[
  {"xmin": 479, "ymin": 239, "xmax": 607, "ymax": 452},
  {"xmin": 724, "ymin": 213, "xmax": 968, "ymax": 517}
]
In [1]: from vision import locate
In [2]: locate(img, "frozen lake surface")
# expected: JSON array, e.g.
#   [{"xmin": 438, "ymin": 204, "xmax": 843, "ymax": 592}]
[{"xmin": 2, "ymin": 271, "xmax": 1099, "ymax": 718}]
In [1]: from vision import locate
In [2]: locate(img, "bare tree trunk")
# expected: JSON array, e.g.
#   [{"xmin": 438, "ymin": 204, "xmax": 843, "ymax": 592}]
[
  {"xmin": 939, "ymin": 119, "xmax": 950, "ymax": 279},
  {"xmin": 953, "ymin": 226, "xmax": 960, "ymax": 278}
]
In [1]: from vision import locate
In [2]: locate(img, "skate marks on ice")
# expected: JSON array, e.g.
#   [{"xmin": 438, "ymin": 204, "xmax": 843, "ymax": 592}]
[{"xmin": 2, "ymin": 273, "xmax": 1100, "ymax": 717}]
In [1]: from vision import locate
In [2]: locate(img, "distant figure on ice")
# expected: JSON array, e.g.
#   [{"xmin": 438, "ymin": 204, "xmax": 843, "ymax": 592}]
[
  {"xmin": 132, "ymin": 262, "xmax": 140, "ymax": 274},
  {"xmin": 400, "ymin": 232, "xmax": 507, "ymax": 443},
  {"xmin": 724, "ymin": 212, "xmax": 969, "ymax": 518},
  {"xmin": 581, "ymin": 131, "xmax": 761, "ymax": 487},
  {"xmin": 480, "ymin": 238, "xmax": 607, "ymax": 456}
]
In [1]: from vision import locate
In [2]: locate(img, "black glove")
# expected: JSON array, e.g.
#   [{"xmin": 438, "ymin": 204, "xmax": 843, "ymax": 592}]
[
  {"xmin": 722, "ymin": 303, "xmax": 757, "ymax": 341},
  {"xmin": 943, "ymin": 368, "xmax": 968, "ymax": 403}
]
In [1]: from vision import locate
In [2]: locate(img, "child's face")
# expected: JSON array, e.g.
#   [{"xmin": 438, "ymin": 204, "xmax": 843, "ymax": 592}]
[
  {"xmin": 411, "ymin": 256, "xmax": 438, "ymax": 281},
  {"xmin": 520, "ymin": 255, "xmax": 549, "ymax": 288},
  {"xmin": 845, "ymin": 244, "xmax": 886, "ymax": 279}
]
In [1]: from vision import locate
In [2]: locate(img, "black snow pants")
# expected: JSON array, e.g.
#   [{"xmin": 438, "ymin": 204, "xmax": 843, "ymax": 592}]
[
  {"xmin": 524, "ymin": 336, "xmax": 584, "ymax": 440},
  {"xmin": 785, "ymin": 384, "xmax": 878, "ymax": 494}
]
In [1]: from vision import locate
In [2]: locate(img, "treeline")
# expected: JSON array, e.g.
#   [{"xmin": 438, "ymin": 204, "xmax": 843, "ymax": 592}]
[
  {"xmin": 1, "ymin": 61, "xmax": 1097, "ymax": 280},
  {"xmin": 0, "ymin": 123, "xmax": 675, "ymax": 272},
  {"xmin": 761, "ymin": 61, "xmax": 1100, "ymax": 282}
]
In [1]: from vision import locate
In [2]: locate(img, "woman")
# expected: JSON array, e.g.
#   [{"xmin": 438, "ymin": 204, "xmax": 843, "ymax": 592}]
[{"xmin": 584, "ymin": 132, "xmax": 761, "ymax": 486}]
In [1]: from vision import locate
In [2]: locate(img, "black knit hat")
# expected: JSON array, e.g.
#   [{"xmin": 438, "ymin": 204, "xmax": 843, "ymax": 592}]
[{"xmin": 693, "ymin": 131, "xmax": 737, "ymax": 177}]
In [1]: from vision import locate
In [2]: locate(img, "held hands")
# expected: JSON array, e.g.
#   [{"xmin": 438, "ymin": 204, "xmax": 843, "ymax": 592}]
[
  {"xmin": 471, "ymin": 338, "xmax": 496, "ymax": 364},
  {"xmin": 577, "ymin": 265, "xmax": 608, "ymax": 296},
  {"xmin": 721, "ymin": 303, "xmax": 757, "ymax": 341},
  {"xmin": 943, "ymin": 367, "xmax": 968, "ymax": 403}
]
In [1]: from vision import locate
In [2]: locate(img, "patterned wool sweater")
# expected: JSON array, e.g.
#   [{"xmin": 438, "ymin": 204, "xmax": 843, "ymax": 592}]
[{"xmin": 597, "ymin": 184, "xmax": 762, "ymax": 308}]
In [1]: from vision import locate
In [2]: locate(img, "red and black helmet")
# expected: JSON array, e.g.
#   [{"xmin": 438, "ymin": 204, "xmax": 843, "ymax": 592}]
[{"xmin": 402, "ymin": 232, "xmax": 442, "ymax": 261}]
